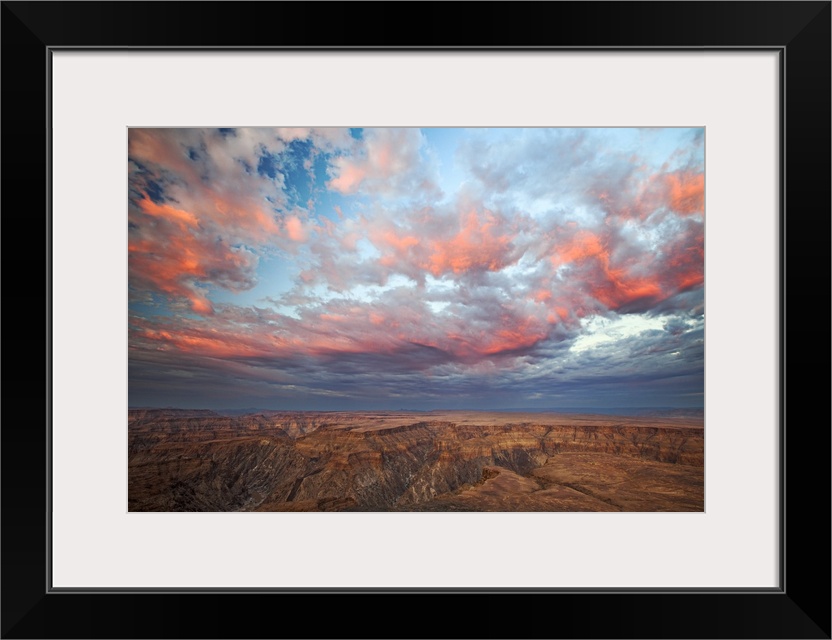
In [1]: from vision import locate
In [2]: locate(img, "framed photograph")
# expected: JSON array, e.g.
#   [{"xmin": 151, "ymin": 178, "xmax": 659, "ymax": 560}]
[
  {"xmin": 125, "ymin": 123, "xmax": 708, "ymax": 517},
  {"xmin": 3, "ymin": 2, "xmax": 829, "ymax": 638}
]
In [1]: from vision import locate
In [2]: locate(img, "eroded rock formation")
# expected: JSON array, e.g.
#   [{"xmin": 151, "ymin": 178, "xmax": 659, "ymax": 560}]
[{"xmin": 128, "ymin": 410, "xmax": 704, "ymax": 512}]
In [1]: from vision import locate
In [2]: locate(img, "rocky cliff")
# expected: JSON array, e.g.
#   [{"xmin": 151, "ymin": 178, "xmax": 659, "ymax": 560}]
[{"xmin": 128, "ymin": 410, "xmax": 703, "ymax": 512}]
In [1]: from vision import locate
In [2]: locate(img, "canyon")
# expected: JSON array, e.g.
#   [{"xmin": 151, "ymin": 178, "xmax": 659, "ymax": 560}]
[{"xmin": 128, "ymin": 410, "xmax": 704, "ymax": 512}]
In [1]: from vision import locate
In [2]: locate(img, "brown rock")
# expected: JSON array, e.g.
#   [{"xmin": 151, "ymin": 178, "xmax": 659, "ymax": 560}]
[{"xmin": 128, "ymin": 410, "xmax": 704, "ymax": 512}]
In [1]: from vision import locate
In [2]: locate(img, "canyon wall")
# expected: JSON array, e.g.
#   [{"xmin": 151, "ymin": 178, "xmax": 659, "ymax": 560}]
[{"xmin": 128, "ymin": 410, "xmax": 704, "ymax": 512}]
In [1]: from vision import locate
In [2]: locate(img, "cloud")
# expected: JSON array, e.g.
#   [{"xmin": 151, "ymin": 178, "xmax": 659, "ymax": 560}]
[
  {"xmin": 590, "ymin": 169, "xmax": 704, "ymax": 220},
  {"xmin": 128, "ymin": 128, "xmax": 354, "ymax": 313},
  {"xmin": 666, "ymin": 171, "xmax": 705, "ymax": 215},
  {"xmin": 129, "ymin": 305, "xmax": 703, "ymax": 409},
  {"xmin": 364, "ymin": 202, "xmax": 531, "ymax": 283},
  {"xmin": 458, "ymin": 128, "xmax": 704, "ymax": 225},
  {"xmin": 327, "ymin": 128, "xmax": 441, "ymax": 200},
  {"xmin": 128, "ymin": 220, "xmax": 259, "ymax": 315},
  {"xmin": 284, "ymin": 215, "xmax": 309, "ymax": 242},
  {"xmin": 128, "ymin": 128, "xmax": 705, "ymax": 409}
]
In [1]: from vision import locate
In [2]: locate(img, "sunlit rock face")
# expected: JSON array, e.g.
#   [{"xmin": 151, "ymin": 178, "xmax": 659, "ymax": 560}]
[{"xmin": 129, "ymin": 410, "xmax": 703, "ymax": 512}]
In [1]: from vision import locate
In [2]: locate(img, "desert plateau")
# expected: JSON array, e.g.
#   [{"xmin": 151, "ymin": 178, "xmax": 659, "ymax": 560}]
[{"xmin": 128, "ymin": 409, "xmax": 704, "ymax": 512}]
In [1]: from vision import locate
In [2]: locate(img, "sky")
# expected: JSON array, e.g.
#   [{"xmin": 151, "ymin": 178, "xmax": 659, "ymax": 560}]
[{"xmin": 128, "ymin": 127, "xmax": 704, "ymax": 411}]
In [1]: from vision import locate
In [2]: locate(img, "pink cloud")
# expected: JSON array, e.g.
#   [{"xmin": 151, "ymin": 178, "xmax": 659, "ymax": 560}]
[
  {"xmin": 128, "ymin": 129, "xmax": 311, "ymax": 313},
  {"xmin": 132, "ymin": 212, "xmax": 702, "ymax": 365},
  {"xmin": 327, "ymin": 128, "xmax": 440, "ymax": 199},
  {"xmin": 543, "ymin": 218, "xmax": 703, "ymax": 314},
  {"xmin": 665, "ymin": 171, "xmax": 704, "ymax": 215},
  {"xmin": 591, "ymin": 169, "xmax": 705, "ymax": 220},
  {"xmin": 129, "ymin": 218, "xmax": 259, "ymax": 315},
  {"xmin": 423, "ymin": 209, "xmax": 517, "ymax": 277},
  {"xmin": 133, "ymin": 283, "xmax": 554, "ymax": 366},
  {"xmin": 367, "ymin": 205, "xmax": 525, "ymax": 280},
  {"xmin": 129, "ymin": 128, "xmax": 704, "ymax": 377},
  {"xmin": 136, "ymin": 195, "xmax": 198, "ymax": 229},
  {"xmin": 328, "ymin": 163, "xmax": 367, "ymax": 195},
  {"xmin": 284, "ymin": 215, "xmax": 308, "ymax": 242}
]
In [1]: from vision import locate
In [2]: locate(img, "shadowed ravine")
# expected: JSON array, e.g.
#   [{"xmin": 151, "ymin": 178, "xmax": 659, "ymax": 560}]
[{"xmin": 128, "ymin": 410, "xmax": 704, "ymax": 512}]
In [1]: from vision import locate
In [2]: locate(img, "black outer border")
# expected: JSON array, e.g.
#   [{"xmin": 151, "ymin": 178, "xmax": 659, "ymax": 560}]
[{"xmin": 2, "ymin": 2, "xmax": 829, "ymax": 638}]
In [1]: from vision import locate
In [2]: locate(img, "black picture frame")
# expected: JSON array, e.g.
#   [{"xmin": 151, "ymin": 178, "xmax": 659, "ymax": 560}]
[{"xmin": 2, "ymin": 2, "xmax": 829, "ymax": 638}]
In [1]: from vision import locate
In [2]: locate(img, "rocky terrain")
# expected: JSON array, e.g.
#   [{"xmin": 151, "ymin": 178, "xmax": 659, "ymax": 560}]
[{"xmin": 128, "ymin": 410, "xmax": 704, "ymax": 512}]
